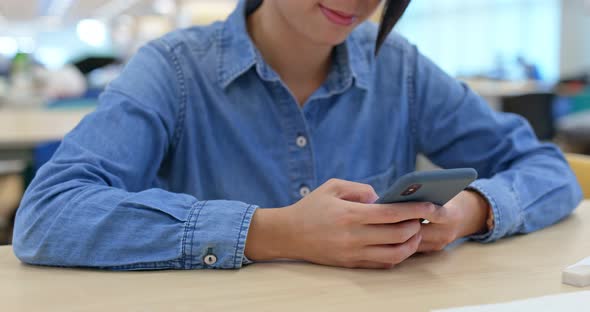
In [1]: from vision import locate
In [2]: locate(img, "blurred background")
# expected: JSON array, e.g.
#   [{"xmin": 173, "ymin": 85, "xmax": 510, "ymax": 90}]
[{"xmin": 0, "ymin": 0, "xmax": 589, "ymax": 244}]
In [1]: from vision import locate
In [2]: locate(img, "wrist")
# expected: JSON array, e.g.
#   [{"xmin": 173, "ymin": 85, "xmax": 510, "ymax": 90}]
[
  {"xmin": 457, "ymin": 190, "xmax": 491, "ymax": 237},
  {"xmin": 244, "ymin": 206, "xmax": 299, "ymax": 261}
]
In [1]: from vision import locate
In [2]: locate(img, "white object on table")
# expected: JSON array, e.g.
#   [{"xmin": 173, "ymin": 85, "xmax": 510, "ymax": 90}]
[
  {"xmin": 563, "ymin": 257, "xmax": 590, "ymax": 287},
  {"xmin": 433, "ymin": 291, "xmax": 590, "ymax": 312}
]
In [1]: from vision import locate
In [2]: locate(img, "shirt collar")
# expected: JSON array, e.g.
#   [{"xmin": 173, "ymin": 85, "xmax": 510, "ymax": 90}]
[{"xmin": 218, "ymin": 0, "xmax": 370, "ymax": 91}]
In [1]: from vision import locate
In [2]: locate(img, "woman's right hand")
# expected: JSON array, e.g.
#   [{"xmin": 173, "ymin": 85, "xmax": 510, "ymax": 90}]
[{"xmin": 245, "ymin": 179, "xmax": 437, "ymax": 269}]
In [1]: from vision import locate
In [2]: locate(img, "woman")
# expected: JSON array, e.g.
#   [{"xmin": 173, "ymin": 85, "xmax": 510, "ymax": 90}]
[{"xmin": 13, "ymin": 0, "xmax": 581, "ymax": 270}]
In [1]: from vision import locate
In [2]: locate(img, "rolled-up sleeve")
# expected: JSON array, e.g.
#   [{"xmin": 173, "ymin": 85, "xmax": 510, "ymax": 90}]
[{"xmin": 409, "ymin": 45, "xmax": 583, "ymax": 242}]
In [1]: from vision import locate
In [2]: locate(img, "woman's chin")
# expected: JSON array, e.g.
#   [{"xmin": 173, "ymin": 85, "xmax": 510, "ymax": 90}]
[{"xmin": 311, "ymin": 32, "xmax": 351, "ymax": 47}]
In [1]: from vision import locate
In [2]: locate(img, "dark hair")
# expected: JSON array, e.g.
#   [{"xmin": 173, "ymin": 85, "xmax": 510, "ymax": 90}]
[{"xmin": 376, "ymin": 0, "xmax": 411, "ymax": 55}]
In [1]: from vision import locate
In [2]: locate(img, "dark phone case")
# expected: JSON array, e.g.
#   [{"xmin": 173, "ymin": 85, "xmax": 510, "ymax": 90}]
[{"xmin": 376, "ymin": 168, "xmax": 478, "ymax": 206}]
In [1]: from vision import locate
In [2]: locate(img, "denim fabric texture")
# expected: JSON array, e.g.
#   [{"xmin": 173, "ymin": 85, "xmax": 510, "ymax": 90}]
[{"xmin": 13, "ymin": 0, "xmax": 582, "ymax": 270}]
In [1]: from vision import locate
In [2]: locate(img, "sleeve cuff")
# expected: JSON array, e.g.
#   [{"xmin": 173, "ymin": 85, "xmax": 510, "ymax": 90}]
[
  {"xmin": 467, "ymin": 179, "xmax": 522, "ymax": 243},
  {"xmin": 184, "ymin": 200, "xmax": 258, "ymax": 269}
]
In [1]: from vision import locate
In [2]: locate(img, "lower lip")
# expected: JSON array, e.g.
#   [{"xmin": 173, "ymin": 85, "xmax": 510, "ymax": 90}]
[{"xmin": 319, "ymin": 5, "xmax": 356, "ymax": 26}]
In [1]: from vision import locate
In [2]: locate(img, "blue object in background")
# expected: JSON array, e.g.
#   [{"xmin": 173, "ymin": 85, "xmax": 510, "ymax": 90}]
[
  {"xmin": 571, "ymin": 88, "xmax": 590, "ymax": 113},
  {"xmin": 554, "ymin": 87, "xmax": 590, "ymax": 122},
  {"xmin": 46, "ymin": 88, "xmax": 101, "ymax": 110},
  {"xmin": 553, "ymin": 96, "xmax": 573, "ymax": 120},
  {"xmin": 33, "ymin": 141, "xmax": 61, "ymax": 173}
]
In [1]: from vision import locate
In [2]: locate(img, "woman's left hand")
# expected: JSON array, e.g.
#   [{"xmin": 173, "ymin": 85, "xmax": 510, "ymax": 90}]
[{"xmin": 417, "ymin": 190, "xmax": 491, "ymax": 253}]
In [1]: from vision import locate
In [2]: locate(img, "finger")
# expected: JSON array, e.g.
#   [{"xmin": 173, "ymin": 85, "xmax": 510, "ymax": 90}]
[
  {"xmin": 359, "ymin": 220, "xmax": 421, "ymax": 245},
  {"xmin": 419, "ymin": 203, "xmax": 449, "ymax": 224},
  {"xmin": 361, "ymin": 232, "xmax": 422, "ymax": 265},
  {"xmin": 355, "ymin": 261, "xmax": 395, "ymax": 270},
  {"xmin": 417, "ymin": 224, "xmax": 455, "ymax": 253},
  {"xmin": 348, "ymin": 201, "xmax": 437, "ymax": 225},
  {"xmin": 419, "ymin": 223, "xmax": 447, "ymax": 242},
  {"xmin": 417, "ymin": 242, "xmax": 448, "ymax": 253},
  {"xmin": 324, "ymin": 179, "xmax": 378, "ymax": 204}
]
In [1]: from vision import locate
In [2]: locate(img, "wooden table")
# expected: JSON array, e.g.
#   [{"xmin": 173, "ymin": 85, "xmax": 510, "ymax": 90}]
[
  {"xmin": 0, "ymin": 202, "xmax": 588, "ymax": 311},
  {"xmin": 0, "ymin": 109, "xmax": 92, "ymax": 161}
]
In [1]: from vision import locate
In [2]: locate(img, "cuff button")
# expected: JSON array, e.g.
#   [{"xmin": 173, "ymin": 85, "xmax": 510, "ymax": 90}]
[{"xmin": 204, "ymin": 254, "xmax": 218, "ymax": 266}]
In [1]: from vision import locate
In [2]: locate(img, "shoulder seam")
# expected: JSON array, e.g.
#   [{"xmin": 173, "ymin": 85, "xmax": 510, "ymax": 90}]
[
  {"xmin": 158, "ymin": 40, "xmax": 188, "ymax": 151},
  {"xmin": 407, "ymin": 44, "xmax": 419, "ymax": 151}
]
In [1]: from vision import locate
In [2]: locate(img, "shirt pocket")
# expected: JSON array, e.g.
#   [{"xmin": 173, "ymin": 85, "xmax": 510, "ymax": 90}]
[{"xmin": 354, "ymin": 164, "xmax": 396, "ymax": 196}]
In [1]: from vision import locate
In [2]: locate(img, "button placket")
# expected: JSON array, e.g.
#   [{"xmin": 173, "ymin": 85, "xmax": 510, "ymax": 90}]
[{"xmin": 270, "ymin": 82, "xmax": 317, "ymax": 201}]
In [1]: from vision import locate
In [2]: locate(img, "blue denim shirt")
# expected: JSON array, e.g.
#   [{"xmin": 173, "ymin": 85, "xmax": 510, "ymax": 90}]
[{"xmin": 14, "ymin": 1, "xmax": 582, "ymax": 270}]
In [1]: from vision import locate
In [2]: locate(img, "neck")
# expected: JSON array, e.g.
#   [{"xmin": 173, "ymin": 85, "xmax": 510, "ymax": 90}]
[{"xmin": 247, "ymin": 1, "xmax": 332, "ymax": 105}]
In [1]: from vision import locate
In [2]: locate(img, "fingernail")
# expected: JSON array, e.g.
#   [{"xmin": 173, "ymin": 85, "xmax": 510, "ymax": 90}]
[{"xmin": 368, "ymin": 195, "xmax": 379, "ymax": 204}]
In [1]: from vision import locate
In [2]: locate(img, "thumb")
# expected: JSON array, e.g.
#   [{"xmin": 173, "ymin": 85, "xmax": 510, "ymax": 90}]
[{"xmin": 325, "ymin": 179, "xmax": 379, "ymax": 204}]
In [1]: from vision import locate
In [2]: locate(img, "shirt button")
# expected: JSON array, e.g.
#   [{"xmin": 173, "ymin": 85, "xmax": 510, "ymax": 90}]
[
  {"xmin": 299, "ymin": 186, "xmax": 311, "ymax": 197},
  {"xmin": 204, "ymin": 254, "xmax": 218, "ymax": 266},
  {"xmin": 296, "ymin": 136, "xmax": 308, "ymax": 148}
]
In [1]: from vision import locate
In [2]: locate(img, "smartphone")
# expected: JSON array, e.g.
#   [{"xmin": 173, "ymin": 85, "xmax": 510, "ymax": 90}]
[{"xmin": 376, "ymin": 168, "xmax": 478, "ymax": 206}]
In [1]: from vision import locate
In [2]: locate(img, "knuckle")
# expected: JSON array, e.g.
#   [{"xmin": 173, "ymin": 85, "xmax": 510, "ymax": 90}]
[
  {"xmin": 422, "ymin": 202, "xmax": 437, "ymax": 214},
  {"xmin": 326, "ymin": 178, "xmax": 339, "ymax": 185},
  {"xmin": 324, "ymin": 179, "xmax": 341, "ymax": 190},
  {"xmin": 327, "ymin": 178, "xmax": 345, "ymax": 188},
  {"xmin": 335, "ymin": 206, "xmax": 358, "ymax": 225}
]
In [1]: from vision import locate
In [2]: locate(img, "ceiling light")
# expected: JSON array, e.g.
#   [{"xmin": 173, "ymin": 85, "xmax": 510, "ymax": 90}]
[
  {"xmin": 17, "ymin": 37, "xmax": 36, "ymax": 54},
  {"xmin": 153, "ymin": 0, "xmax": 176, "ymax": 15},
  {"xmin": 35, "ymin": 47, "xmax": 67, "ymax": 69},
  {"xmin": 0, "ymin": 37, "xmax": 19, "ymax": 57},
  {"xmin": 76, "ymin": 19, "xmax": 108, "ymax": 47}
]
